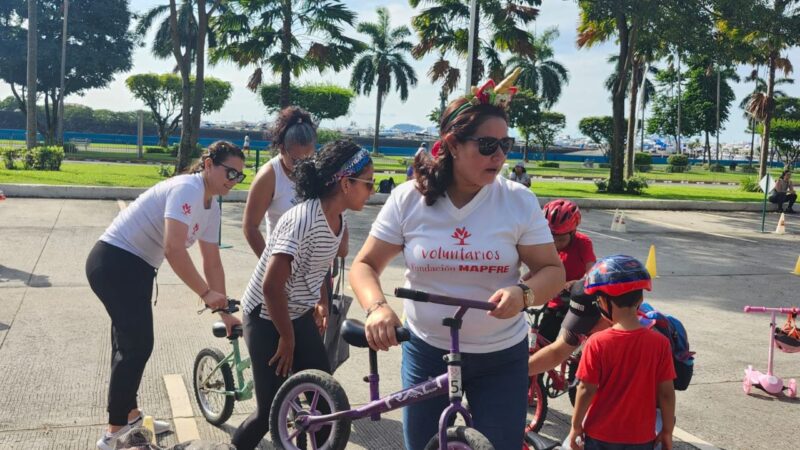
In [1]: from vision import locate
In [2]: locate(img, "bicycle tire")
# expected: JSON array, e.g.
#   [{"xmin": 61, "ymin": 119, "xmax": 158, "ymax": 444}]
[
  {"xmin": 193, "ymin": 347, "xmax": 235, "ymax": 426},
  {"xmin": 424, "ymin": 426, "xmax": 495, "ymax": 450},
  {"xmin": 270, "ymin": 370, "xmax": 351, "ymax": 450},
  {"xmin": 525, "ymin": 374, "xmax": 548, "ymax": 433}
]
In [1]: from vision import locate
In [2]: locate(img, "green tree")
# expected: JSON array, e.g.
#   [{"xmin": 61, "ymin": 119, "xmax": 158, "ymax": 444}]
[
  {"xmin": 683, "ymin": 62, "xmax": 738, "ymax": 164},
  {"xmin": 212, "ymin": 0, "xmax": 364, "ymax": 108},
  {"xmin": 530, "ymin": 111, "xmax": 566, "ymax": 162},
  {"xmin": 350, "ymin": 7, "xmax": 417, "ymax": 155},
  {"xmin": 507, "ymin": 89, "xmax": 540, "ymax": 161},
  {"xmin": 259, "ymin": 84, "xmax": 355, "ymax": 121},
  {"xmin": 0, "ymin": 0, "xmax": 135, "ymax": 144},
  {"xmin": 579, "ymin": 116, "xmax": 615, "ymax": 158},
  {"xmin": 409, "ymin": 0, "xmax": 540, "ymax": 98},
  {"xmin": 126, "ymin": 73, "xmax": 231, "ymax": 147},
  {"xmin": 716, "ymin": 0, "xmax": 800, "ymax": 178},
  {"xmin": 134, "ymin": 0, "xmax": 219, "ymax": 65},
  {"xmin": 506, "ymin": 27, "xmax": 569, "ymax": 109},
  {"xmin": 767, "ymin": 118, "xmax": 800, "ymax": 168}
]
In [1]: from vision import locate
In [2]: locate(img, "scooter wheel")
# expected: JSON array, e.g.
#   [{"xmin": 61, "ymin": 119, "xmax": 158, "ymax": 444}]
[
  {"xmin": 742, "ymin": 375, "xmax": 752, "ymax": 395},
  {"xmin": 787, "ymin": 379, "xmax": 797, "ymax": 398}
]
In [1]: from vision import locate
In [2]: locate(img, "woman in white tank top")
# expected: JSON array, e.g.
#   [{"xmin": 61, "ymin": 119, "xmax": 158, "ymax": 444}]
[{"xmin": 243, "ymin": 107, "xmax": 318, "ymax": 256}]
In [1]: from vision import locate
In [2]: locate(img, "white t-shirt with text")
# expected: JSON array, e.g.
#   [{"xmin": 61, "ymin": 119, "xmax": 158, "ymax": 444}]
[
  {"xmin": 370, "ymin": 177, "xmax": 553, "ymax": 353},
  {"xmin": 100, "ymin": 173, "xmax": 220, "ymax": 268}
]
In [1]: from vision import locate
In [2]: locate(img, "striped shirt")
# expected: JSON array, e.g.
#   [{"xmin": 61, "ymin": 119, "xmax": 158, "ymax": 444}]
[{"xmin": 242, "ymin": 198, "xmax": 343, "ymax": 320}]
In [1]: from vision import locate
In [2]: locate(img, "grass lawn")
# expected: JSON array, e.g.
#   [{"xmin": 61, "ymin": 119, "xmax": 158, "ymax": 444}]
[{"xmin": 0, "ymin": 161, "xmax": 767, "ymax": 203}]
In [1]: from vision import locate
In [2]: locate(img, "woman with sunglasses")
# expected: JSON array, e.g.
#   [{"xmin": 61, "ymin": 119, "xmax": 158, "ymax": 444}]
[
  {"xmin": 349, "ymin": 73, "xmax": 565, "ymax": 450},
  {"xmin": 86, "ymin": 141, "xmax": 246, "ymax": 450},
  {"xmin": 233, "ymin": 140, "xmax": 374, "ymax": 449}
]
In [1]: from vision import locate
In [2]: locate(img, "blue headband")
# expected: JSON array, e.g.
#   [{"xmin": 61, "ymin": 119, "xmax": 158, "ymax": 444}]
[{"xmin": 329, "ymin": 148, "xmax": 371, "ymax": 185}]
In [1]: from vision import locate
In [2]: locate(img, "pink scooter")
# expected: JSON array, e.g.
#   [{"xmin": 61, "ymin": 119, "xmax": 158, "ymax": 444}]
[{"xmin": 742, "ymin": 306, "xmax": 799, "ymax": 397}]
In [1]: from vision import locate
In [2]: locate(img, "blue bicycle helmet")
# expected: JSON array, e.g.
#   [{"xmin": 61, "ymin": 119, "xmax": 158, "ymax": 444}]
[{"xmin": 584, "ymin": 255, "xmax": 652, "ymax": 297}]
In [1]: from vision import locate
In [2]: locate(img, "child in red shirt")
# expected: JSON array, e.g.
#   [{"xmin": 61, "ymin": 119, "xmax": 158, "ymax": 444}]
[
  {"xmin": 569, "ymin": 255, "xmax": 676, "ymax": 450},
  {"xmin": 536, "ymin": 199, "xmax": 596, "ymax": 342}
]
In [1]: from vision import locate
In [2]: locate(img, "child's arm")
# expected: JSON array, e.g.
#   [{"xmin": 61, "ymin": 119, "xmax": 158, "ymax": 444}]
[
  {"xmin": 568, "ymin": 381, "xmax": 598, "ymax": 450},
  {"xmin": 656, "ymin": 380, "xmax": 676, "ymax": 450}
]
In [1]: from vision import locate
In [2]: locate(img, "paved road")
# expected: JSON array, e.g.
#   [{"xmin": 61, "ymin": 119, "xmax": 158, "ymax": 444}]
[{"xmin": 0, "ymin": 198, "xmax": 797, "ymax": 449}]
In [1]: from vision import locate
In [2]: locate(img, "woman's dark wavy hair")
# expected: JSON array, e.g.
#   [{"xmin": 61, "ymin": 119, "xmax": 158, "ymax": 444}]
[
  {"xmin": 414, "ymin": 98, "xmax": 508, "ymax": 206},
  {"xmin": 190, "ymin": 140, "xmax": 245, "ymax": 173},
  {"xmin": 270, "ymin": 106, "xmax": 317, "ymax": 151},
  {"xmin": 781, "ymin": 169, "xmax": 792, "ymax": 180},
  {"xmin": 294, "ymin": 140, "xmax": 371, "ymax": 200}
]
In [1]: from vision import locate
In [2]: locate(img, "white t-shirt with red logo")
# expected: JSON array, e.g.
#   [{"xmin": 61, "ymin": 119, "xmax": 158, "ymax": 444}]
[
  {"xmin": 100, "ymin": 173, "xmax": 221, "ymax": 268},
  {"xmin": 370, "ymin": 177, "xmax": 553, "ymax": 353}
]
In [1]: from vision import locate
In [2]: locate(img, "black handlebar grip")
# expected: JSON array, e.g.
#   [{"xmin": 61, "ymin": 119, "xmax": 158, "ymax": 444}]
[
  {"xmin": 394, "ymin": 288, "xmax": 429, "ymax": 302},
  {"xmin": 395, "ymin": 326, "xmax": 411, "ymax": 342}
]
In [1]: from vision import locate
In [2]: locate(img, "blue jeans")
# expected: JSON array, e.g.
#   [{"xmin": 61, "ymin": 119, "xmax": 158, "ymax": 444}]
[{"xmin": 400, "ymin": 331, "xmax": 528, "ymax": 450}]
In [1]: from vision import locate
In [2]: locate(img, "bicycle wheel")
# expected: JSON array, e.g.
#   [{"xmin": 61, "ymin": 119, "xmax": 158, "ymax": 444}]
[
  {"xmin": 424, "ymin": 426, "xmax": 495, "ymax": 450},
  {"xmin": 270, "ymin": 369, "xmax": 351, "ymax": 450},
  {"xmin": 525, "ymin": 375, "xmax": 548, "ymax": 433},
  {"xmin": 193, "ymin": 347, "xmax": 235, "ymax": 426}
]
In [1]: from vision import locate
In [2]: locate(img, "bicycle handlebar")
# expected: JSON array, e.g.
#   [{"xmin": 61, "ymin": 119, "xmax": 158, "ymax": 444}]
[
  {"xmin": 744, "ymin": 305, "xmax": 798, "ymax": 314},
  {"xmin": 198, "ymin": 298, "xmax": 241, "ymax": 315},
  {"xmin": 394, "ymin": 288, "xmax": 497, "ymax": 311}
]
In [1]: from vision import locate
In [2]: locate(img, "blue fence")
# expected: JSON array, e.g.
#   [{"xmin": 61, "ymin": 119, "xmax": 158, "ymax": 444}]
[{"xmin": 0, "ymin": 128, "xmax": 783, "ymax": 167}]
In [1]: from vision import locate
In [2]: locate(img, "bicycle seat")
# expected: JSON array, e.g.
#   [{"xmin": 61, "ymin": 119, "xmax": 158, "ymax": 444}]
[
  {"xmin": 341, "ymin": 319, "xmax": 411, "ymax": 348},
  {"xmin": 524, "ymin": 431, "xmax": 560, "ymax": 450},
  {"xmin": 212, "ymin": 322, "xmax": 243, "ymax": 339}
]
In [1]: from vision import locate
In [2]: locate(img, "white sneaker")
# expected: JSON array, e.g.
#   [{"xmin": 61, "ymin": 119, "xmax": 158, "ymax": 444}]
[
  {"xmin": 128, "ymin": 413, "xmax": 171, "ymax": 435},
  {"xmin": 96, "ymin": 426, "xmax": 130, "ymax": 450}
]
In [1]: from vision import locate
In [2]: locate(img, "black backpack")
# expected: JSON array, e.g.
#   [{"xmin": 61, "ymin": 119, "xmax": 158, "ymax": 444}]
[{"xmin": 378, "ymin": 177, "xmax": 395, "ymax": 193}]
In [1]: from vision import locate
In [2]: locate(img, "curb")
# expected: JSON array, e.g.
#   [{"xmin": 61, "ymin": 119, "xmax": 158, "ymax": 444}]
[{"xmin": 0, "ymin": 183, "xmax": 773, "ymax": 212}]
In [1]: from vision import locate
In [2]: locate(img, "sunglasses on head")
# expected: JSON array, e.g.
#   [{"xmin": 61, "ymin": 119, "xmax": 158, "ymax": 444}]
[
  {"xmin": 465, "ymin": 136, "xmax": 515, "ymax": 156},
  {"xmin": 218, "ymin": 163, "xmax": 246, "ymax": 183},
  {"xmin": 347, "ymin": 177, "xmax": 375, "ymax": 191}
]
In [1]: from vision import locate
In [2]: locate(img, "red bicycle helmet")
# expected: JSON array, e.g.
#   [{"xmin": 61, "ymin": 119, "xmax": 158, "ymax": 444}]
[{"xmin": 542, "ymin": 199, "xmax": 581, "ymax": 235}]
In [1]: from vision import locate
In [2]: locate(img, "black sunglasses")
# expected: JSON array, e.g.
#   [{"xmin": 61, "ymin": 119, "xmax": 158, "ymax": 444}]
[
  {"xmin": 218, "ymin": 163, "xmax": 246, "ymax": 183},
  {"xmin": 347, "ymin": 177, "xmax": 376, "ymax": 191},
  {"xmin": 465, "ymin": 136, "xmax": 515, "ymax": 156}
]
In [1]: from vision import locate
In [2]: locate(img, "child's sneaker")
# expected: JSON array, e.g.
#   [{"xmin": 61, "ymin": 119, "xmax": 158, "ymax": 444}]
[{"xmin": 128, "ymin": 413, "xmax": 171, "ymax": 435}]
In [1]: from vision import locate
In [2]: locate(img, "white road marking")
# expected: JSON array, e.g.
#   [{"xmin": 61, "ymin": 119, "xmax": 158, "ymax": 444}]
[
  {"xmin": 117, "ymin": 199, "xmax": 127, "ymax": 210},
  {"xmin": 633, "ymin": 215, "xmax": 758, "ymax": 243},
  {"xmin": 582, "ymin": 229, "xmax": 632, "ymax": 242},
  {"xmin": 673, "ymin": 426, "xmax": 722, "ymax": 450},
  {"xmin": 163, "ymin": 374, "xmax": 201, "ymax": 442}
]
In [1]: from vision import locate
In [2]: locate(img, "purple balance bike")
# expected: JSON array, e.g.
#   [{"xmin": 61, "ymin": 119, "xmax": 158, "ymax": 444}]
[{"xmin": 269, "ymin": 288, "xmax": 498, "ymax": 450}]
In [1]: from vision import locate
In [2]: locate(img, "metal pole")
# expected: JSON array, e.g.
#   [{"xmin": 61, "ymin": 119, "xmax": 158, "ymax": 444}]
[
  {"xmin": 465, "ymin": 0, "xmax": 478, "ymax": 95},
  {"xmin": 217, "ymin": 196, "xmax": 232, "ymax": 249},
  {"xmin": 137, "ymin": 110, "xmax": 144, "ymax": 158},
  {"xmin": 26, "ymin": 0, "xmax": 38, "ymax": 150},
  {"xmin": 57, "ymin": 0, "xmax": 68, "ymax": 146},
  {"xmin": 760, "ymin": 174, "xmax": 770, "ymax": 233},
  {"xmin": 640, "ymin": 63, "xmax": 648, "ymax": 152},
  {"xmin": 715, "ymin": 67, "xmax": 721, "ymax": 165},
  {"xmin": 676, "ymin": 50, "xmax": 682, "ymax": 154}
]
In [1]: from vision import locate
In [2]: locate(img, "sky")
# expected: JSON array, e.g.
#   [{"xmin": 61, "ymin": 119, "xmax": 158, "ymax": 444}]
[{"xmin": 2, "ymin": 0, "xmax": 800, "ymax": 144}]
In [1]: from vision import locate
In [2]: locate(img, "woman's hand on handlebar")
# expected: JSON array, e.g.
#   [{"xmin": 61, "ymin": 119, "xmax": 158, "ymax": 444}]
[
  {"xmin": 364, "ymin": 304, "xmax": 401, "ymax": 352},
  {"xmin": 220, "ymin": 313, "xmax": 241, "ymax": 336},
  {"xmin": 488, "ymin": 286, "xmax": 525, "ymax": 319},
  {"xmin": 202, "ymin": 289, "xmax": 227, "ymax": 310}
]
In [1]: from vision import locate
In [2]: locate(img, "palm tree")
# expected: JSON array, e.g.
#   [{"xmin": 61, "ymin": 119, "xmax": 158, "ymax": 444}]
[
  {"xmin": 506, "ymin": 27, "xmax": 569, "ymax": 109},
  {"xmin": 740, "ymin": 67, "xmax": 793, "ymax": 165},
  {"xmin": 351, "ymin": 7, "xmax": 417, "ymax": 156},
  {"xmin": 409, "ymin": 0, "xmax": 539, "ymax": 95},
  {"xmin": 212, "ymin": 0, "xmax": 364, "ymax": 108},
  {"xmin": 134, "ymin": 0, "xmax": 219, "ymax": 70},
  {"xmin": 26, "ymin": 0, "xmax": 37, "ymax": 150}
]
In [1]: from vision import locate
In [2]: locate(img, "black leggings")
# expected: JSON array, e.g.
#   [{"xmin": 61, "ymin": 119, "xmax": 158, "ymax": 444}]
[
  {"xmin": 232, "ymin": 307, "xmax": 331, "ymax": 450},
  {"xmin": 770, "ymin": 191, "xmax": 797, "ymax": 210},
  {"xmin": 85, "ymin": 241, "xmax": 157, "ymax": 426}
]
